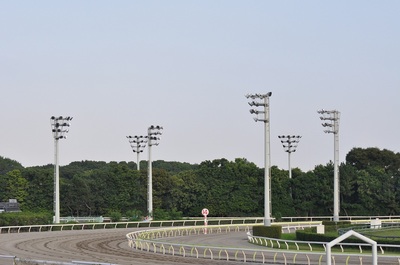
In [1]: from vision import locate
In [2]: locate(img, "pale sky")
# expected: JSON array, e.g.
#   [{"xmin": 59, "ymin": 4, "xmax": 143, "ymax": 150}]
[{"xmin": 1, "ymin": 1, "xmax": 399, "ymax": 171}]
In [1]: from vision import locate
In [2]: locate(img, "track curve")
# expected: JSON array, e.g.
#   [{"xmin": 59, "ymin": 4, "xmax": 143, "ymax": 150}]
[{"xmin": 0, "ymin": 228, "xmax": 252, "ymax": 265}]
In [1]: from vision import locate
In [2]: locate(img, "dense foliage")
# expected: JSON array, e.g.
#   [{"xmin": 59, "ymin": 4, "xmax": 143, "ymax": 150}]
[
  {"xmin": 0, "ymin": 147, "xmax": 399, "ymax": 219},
  {"xmin": 0, "ymin": 211, "xmax": 52, "ymax": 226}
]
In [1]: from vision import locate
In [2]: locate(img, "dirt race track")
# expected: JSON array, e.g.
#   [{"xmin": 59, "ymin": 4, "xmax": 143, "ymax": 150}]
[
  {"xmin": 1, "ymin": 228, "xmax": 398, "ymax": 265},
  {"xmin": 0, "ymin": 228, "xmax": 257, "ymax": 265}
]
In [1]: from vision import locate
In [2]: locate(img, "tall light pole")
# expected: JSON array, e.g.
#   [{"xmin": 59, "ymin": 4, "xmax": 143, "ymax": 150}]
[
  {"xmin": 147, "ymin": 125, "xmax": 163, "ymax": 220},
  {"xmin": 50, "ymin": 116, "xmax": 72, "ymax": 224},
  {"xmin": 278, "ymin": 135, "xmax": 301, "ymax": 179},
  {"xmin": 126, "ymin": 135, "xmax": 148, "ymax": 170},
  {"xmin": 246, "ymin": 92, "xmax": 272, "ymax": 226},
  {"xmin": 318, "ymin": 109, "xmax": 340, "ymax": 222}
]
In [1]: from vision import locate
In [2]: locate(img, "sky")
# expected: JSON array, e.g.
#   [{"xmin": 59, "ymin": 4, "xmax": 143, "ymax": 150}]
[{"xmin": 1, "ymin": 1, "xmax": 399, "ymax": 171}]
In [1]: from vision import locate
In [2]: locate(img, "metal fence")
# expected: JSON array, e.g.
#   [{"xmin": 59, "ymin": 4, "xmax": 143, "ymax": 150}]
[
  {"xmin": 0, "ymin": 217, "xmax": 264, "ymax": 234},
  {"xmin": 126, "ymin": 222, "xmax": 400, "ymax": 265},
  {"xmin": 0, "ymin": 255, "xmax": 116, "ymax": 265}
]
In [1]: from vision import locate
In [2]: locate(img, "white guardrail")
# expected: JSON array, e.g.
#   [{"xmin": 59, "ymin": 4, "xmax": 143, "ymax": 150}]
[
  {"xmin": 0, "ymin": 217, "xmax": 264, "ymax": 233},
  {"xmin": 125, "ymin": 222, "xmax": 323, "ymax": 264},
  {"xmin": 126, "ymin": 219, "xmax": 400, "ymax": 265},
  {"xmin": 0, "ymin": 256, "xmax": 117, "ymax": 265}
]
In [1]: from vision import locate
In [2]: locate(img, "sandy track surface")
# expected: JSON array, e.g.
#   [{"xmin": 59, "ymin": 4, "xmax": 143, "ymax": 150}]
[
  {"xmin": 0, "ymin": 228, "xmax": 254, "ymax": 265},
  {"xmin": 1, "ymin": 228, "xmax": 395, "ymax": 265}
]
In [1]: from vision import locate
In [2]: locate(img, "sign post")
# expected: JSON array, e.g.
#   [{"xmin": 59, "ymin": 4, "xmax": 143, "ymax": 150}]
[{"xmin": 201, "ymin": 208, "xmax": 209, "ymax": 234}]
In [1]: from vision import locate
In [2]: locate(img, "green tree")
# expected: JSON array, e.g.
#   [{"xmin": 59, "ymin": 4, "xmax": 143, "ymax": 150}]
[
  {"xmin": 313, "ymin": 163, "xmax": 335, "ymax": 215},
  {"xmin": 99, "ymin": 162, "xmax": 140, "ymax": 214},
  {"xmin": 0, "ymin": 170, "xmax": 28, "ymax": 208},
  {"xmin": 153, "ymin": 168, "xmax": 174, "ymax": 212},
  {"xmin": 345, "ymin": 147, "xmax": 400, "ymax": 216},
  {"xmin": 271, "ymin": 166, "xmax": 295, "ymax": 218},
  {"xmin": 291, "ymin": 171, "xmax": 319, "ymax": 216},
  {"xmin": 339, "ymin": 163, "xmax": 365, "ymax": 215},
  {"xmin": 195, "ymin": 158, "xmax": 261, "ymax": 217},
  {"xmin": 0, "ymin": 156, "xmax": 23, "ymax": 175},
  {"xmin": 356, "ymin": 167, "xmax": 398, "ymax": 215},
  {"xmin": 152, "ymin": 160, "xmax": 198, "ymax": 173},
  {"xmin": 168, "ymin": 170, "xmax": 204, "ymax": 216},
  {"xmin": 346, "ymin": 147, "xmax": 400, "ymax": 174},
  {"xmin": 23, "ymin": 168, "xmax": 53, "ymax": 212},
  {"xmin": 291, "ymin": 163, "xmax": 335, "ymax": 217},
  {"xmin": 63, "ymin": 175, "xmax": 92, "ymax": 216}
]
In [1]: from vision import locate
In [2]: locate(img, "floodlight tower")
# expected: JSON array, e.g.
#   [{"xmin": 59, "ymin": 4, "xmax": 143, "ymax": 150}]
[
  {"xmin": 147, "ymin": 125, "xmax": 163, "ymax": 220},
  {"xmin": 50, "ymin": 116, "xmax": 73, "ymax": 224},
  {"xmin": 245, "ymin": 92, "xmax": 272, "ymax": 226},
  {"xmin": 317, "ymin": 109, "xmax": 340, "ymax": 222},
  {"xmin": 126, "ymin": 135, "xmax": 148, "ymax": 170},
  {"xmin": 278, "ymin": 135, "xmax": 301, "ymax": 179}
]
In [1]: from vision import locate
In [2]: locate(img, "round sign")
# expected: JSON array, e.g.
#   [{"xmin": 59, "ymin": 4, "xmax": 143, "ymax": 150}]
[{"xmin": 201, "ymin": 208, "xmax": 209, "ymax": 216}]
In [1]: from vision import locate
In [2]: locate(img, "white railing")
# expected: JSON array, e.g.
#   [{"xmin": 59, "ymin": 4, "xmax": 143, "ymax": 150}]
[
  {"xmin": 126, "ymin": 222, "xmax": 324, "ymax": 264},
  {"xmin": 60, "ymin": 216, "xmax": 105, "ymax": 223},
  {"xmin": 0, "ymin": 255, "xmax": 116, "ymax": 265},
  {"xmin": 248, "ymin": 233, "xmax": 400, "ymax": 254},
  {"xmin": 2, "ymin": 216, "xmax": 400, "ymax": 235},
  {"xmin": 2, "ymin": 216, "xmax": 400, "ymax": 234},
  {"xmin": 126, "ymin": 222, "xmax": 400, "ymax": 264},
  {"xmin": 0, "ymin": 217, "xmax": 264, "ymax": 234},
  {"xmin": 282, "ymin": 215, "xmax": 400, "ymax": 222}
]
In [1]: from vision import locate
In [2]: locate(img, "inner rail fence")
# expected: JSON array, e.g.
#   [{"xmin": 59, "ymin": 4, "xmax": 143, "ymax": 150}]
[
  {"xmin": 126, "ymin": 222, "xmax": 326, "ymax": 265},
  {"xmin": 125, "ymin": 220, "xmax": 400, "ymax": 265}
]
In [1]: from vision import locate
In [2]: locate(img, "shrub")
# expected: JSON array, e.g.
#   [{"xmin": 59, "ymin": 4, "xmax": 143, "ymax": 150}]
[
  {"xmin": 0, "ymin": 211, "xmax": 52, "ymax": 226},
  {"xmin": 108, "ymin": 211, "xmax": 122, "ymax": 222},
  {"xmin": 154, "ymin": 208, "xmax": 183, "ymax": 220},
  {"xmin": 322, "ymin": 221, "xmax": 352, "ymax": 233},
  {"xmin": 253, "ymin": 225, "xmax": 282, "ymax": 239},
  {"xmin": 296, "ymin": 228, "xmax": 336, "ymax": 242},
  {"xmin": 126, "ymin": 209, "xmax": 142, "ymax": 221}
]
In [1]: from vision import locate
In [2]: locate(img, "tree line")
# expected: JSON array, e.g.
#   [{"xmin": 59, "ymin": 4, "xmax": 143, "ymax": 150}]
[{"xmin": 0, "ymin": 147, "xmax": 399, "ymax": 219}]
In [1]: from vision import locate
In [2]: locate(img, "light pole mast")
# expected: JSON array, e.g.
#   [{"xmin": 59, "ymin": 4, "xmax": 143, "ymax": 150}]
[
  {"xmin": 278, "ymin": 135, "xmax": 301, "ymax": 179},
  {"xmin": 318, "ymin": 109, "xmax": 340, "ymax": 222},
  {"xmin": 147, "ymin": 125, "xmax": 163, "ymax": 220},
  {"xmin": 126, "ymin": 135, "xmax": 148, "ymax": 170},
  {"xmin": 246, "ymin": 92, "xmax": 272, "ymax": 226},
  {"xmin": 50, "ymin": 116, "xmax": 72, "ymax": 224}
]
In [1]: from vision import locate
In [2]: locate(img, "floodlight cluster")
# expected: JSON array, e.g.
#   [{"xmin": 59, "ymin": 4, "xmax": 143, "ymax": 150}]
[
  {"xmin": 126, "ymin": 135, "xmax": 148, "ymax": 153},
  {"xmin": 50, "ymin": 116, "xmax": 73, "ymax": 140},
  {"xmin": 246, "ymin": 92, "xmax": 272, "ymax": 123},
  {"xmin": 317, "ymin": 109, "xmax": 340, "ymax": 134},
  {"xmin": 245, "ymin": 92, "xmax": 272, "ymax": 99},
  {"xmin": 278, "ymin": 135, "xmax": 302, "ymax": 153},
  {"xmin": 148, "ymin": 125, "xmax": 163, "ymax": 146}
]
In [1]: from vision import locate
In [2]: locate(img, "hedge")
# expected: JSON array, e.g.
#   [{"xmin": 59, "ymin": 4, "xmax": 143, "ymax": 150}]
[
  {"xmin": 0, "ymin": 212, "xmax": 52, "ymax": 226},
  {"xmin": 253, "ymin": 225, "xmax": 282, "ymax": 238}
]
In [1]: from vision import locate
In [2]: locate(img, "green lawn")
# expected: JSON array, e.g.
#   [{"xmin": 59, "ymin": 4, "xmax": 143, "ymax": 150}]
[
  {"xmin": 252, "ymin": 229, "xmax": 400, "ymax": 255},
  {"xmin": 364, "ymin": 228, "xmax": 400, "ymax": 237}
]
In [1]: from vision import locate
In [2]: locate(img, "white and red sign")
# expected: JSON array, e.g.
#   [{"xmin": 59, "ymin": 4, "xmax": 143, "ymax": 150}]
[
  {"xmin": 201, "ymin": 208, "xmax": 209, "ymax": 216},
  {"xmin": 202, "ymin": 208, "xmax": 209, "ymax": 234}
]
